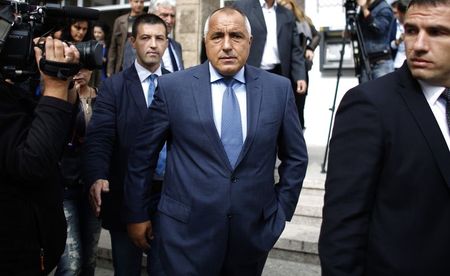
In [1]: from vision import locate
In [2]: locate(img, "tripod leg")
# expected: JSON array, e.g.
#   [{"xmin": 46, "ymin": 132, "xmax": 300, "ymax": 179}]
[{"xmin": 321, "ymin": 34, "xmax": 348, "ymax": 173}]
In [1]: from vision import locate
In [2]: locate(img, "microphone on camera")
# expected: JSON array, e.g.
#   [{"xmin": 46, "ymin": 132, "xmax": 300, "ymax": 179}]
[{"xmin": 44, "ymin": 6, "xmax": 100, "ymax": 20}]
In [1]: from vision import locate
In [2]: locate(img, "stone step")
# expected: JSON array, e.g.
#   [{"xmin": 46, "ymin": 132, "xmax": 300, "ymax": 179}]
[
  {"xmin": 271, "ymin": 222, "xmax": 320, "ymax": 265},
  {"xmin": 291, "ymin": 213, "xmax": 322, "ymax": 228}
]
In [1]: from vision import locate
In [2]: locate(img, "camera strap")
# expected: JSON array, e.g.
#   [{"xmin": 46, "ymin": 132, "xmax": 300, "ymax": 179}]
[{"xmin": 39, "ymin": 58, "xmax": 81, "ymax": 80}]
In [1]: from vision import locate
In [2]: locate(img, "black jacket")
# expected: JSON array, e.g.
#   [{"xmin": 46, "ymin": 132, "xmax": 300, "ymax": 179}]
[{"xmin": 0, "ymin": 80, "xmax": 72, "ymax": 275}]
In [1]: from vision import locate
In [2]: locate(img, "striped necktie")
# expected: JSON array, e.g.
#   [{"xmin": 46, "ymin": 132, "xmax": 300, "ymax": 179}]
[
  {"xmin": 147, "ymin": 74, "xmax": 157, "ymax": 107},
  {"xmin": 442, "ymin": 88, "xmax": 450, "ymax": 131}
]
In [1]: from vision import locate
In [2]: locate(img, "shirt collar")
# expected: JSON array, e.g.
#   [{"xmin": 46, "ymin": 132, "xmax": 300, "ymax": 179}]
[
  {"xmin": 418, "ymin": 80, "xmax": 447, "ymax": 106},
  {"xmin": 260, "ymin": 0, "xmax": 277, "ymax": 9},
  {"xmin": 208, "ymin": 62, "xmax": 246, "ymax": 84},
  {"xmin": 134, "ymin": 60, "xmax": 163, "ymax": 82}
]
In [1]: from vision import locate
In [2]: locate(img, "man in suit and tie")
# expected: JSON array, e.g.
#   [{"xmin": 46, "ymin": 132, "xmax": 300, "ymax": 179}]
[
  {"xmin": 84, "ymin": 14, "xmax": 169, "ymax": 276},
  {"xmin": 233, "ymin": 0, "xmax": 307, "ymax": 94},
  {"xmin": 124, "ymin": 7, "xmax": 308, "ymax": 275},
  {"xmin": 107, "ymin": 0, "xmax": 145, "ymax": 77},
  {"xmin": 319, "ymin": 0, "xmax": 450, "ymax": 275},
  {"xmin": 149, "ymin": 0, "xmax": 184, "ymax": 72}
]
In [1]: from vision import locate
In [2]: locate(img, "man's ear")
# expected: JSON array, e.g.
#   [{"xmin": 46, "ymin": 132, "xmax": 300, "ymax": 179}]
[
  {"xmin": 249, "ymin": 35, "xmax": 253, "ymax": 46},
  {"xmin": 130, "ymin": 36, "xmax": 136, "ymax": 48}
]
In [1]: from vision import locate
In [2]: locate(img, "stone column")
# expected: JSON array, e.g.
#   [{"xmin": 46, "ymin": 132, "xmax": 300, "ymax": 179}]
[{"xmin": 175, "ymin": 0, "xmax": 220, "ymax": 68}]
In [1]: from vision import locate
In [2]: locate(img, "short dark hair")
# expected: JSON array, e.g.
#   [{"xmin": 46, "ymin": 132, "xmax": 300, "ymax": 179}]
[
  {"xmin": 131, "ymin": 13, "xmax": 168, "ymax": 38},
  {"xmin": 391, "ymin": 0, "xmax": 408, "ymax": 13},
  {"xmin": 408, "ymin": 0, "xmax": 450, "ymax": 8}
]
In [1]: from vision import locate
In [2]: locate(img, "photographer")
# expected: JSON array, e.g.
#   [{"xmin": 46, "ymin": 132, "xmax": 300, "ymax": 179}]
[
  {"xmin": 356, "ymin": 0, "xmax": 395, "ymax": 82},
  {"xmin": 0, "ymin": 36, "xmax": 80, "ymax": 275}
]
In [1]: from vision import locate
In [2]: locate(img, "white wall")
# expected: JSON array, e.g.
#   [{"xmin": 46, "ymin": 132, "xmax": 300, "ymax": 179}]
[{"xmin": 303, "ymin": 1, "xmax": 359, "ymax": 146}]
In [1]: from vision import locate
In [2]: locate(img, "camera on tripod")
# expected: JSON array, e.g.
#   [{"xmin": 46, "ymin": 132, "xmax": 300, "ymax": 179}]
[
  {"xmin": 0, "ymin": 0, "xmax": 102, "ymax": 81},
  {"xmin": 344, "ymin": 0, "xmax": 358, "ymax": 25}
]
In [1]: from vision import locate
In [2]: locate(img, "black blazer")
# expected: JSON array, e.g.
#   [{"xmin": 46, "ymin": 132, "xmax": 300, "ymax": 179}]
[
  {"xmin": 0, "ymin": 81, "xmax": 72, "ymax": 274},
  {"xmin": 234, "ymin": 0, "xmax": 306, "ymax": 81},
  {"xmin": 84, "ymin": 64, "xmax": 170, "ymax": 231},
  {"xmin": 319, "ymin": 63, "xmax": 450, "ymax": 275}
]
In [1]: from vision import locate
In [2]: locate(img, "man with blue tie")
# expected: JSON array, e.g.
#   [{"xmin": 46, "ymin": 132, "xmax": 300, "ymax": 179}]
[
  {"xmin": 124, "ymin": 7, "xmax": 308, "ymax": 275},
  {"xmin": 84, "ymin": 14, "xmax": 169, "ymax": 276},
  {"xmin": 149, "ymin": 0, "xmax": 184, "ymax": 72}
]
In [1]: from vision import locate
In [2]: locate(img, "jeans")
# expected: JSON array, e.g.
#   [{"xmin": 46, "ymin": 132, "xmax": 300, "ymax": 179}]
[
  {"xmin": 109, "ymin": 230, "xmax": 143, "ymax": 276},
  {"xmin": 359, "ymin": 59, "xmax": 394, "ymax": 83},
  {"xmin": 55, "ymin": 196, "xmax": 101, "ymax": 276}
]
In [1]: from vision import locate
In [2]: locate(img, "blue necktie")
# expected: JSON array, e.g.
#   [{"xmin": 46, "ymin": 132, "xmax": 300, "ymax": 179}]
[
  {"xmin": 147, "ymin": 74, "xmax": 157, "ymax": 107},
  {"xmin": 221, "ymin": 78, "xmax": 243, "ymax": 168},
  {"xmin": 442, "ymin": 88, "xmax": 450, "ymax": 130},
  {"xmin": 146, "ymin": 74, "xmax": 167, "ymax": 178}
]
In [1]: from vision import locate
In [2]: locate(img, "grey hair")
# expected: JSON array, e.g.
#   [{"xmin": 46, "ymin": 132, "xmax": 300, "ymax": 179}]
[
  {"xmin": 203, "ymin": 7, "xmax": 252, "ymax": 38},
  {"xmin": 148, "ymin": 0, "xmax": 176, "ymax": 13}
]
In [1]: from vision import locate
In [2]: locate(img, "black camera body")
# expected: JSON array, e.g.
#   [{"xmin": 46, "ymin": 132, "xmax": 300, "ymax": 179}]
[
  {"xmin": 344, "ymin": 0, "xmax": 358, "ymax": 22},
  {"xmin": 0, "ymin": 1, "xmax": 101, "ymax": 81}
]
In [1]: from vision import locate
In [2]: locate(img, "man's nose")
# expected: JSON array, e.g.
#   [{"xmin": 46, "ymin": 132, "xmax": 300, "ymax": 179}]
[
  {"xmin": 223, "ymin": 35, "xmax": 232, "ymax": 50},
  {"xmin": 413, "ymin": 31, "xmax": 429, "ymax": 51},
  {"xmin": 149, "ymin": 37, "xmax": 157, "ymax": 47}
]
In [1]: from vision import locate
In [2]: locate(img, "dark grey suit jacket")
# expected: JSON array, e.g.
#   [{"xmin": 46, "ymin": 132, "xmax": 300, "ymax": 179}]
[
  {"xmin": 319, "ymin": 63, "xmax": 450, "ymax": 275},
  {"xmin": 234, "ymin": 0, "xmax": 306, "ymax": 81}
]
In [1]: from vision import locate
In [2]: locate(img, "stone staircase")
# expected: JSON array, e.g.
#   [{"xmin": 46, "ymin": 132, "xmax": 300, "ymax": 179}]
[{"xmin": 270, "ymin": 169, "xmax": 325, "ymax": 265}]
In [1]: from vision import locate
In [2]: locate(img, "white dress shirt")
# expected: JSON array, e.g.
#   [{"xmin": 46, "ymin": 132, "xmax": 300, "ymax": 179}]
[
  {"xmin": 134, "ymin": 60, "xmax": 163, "ymax": 106},
  {"xmin": 161, "ymin": 40, "xmax": 181, "ymax": 73},
  {"xmin": 209, "ymin": 63, "xmax": 247, "ymax": 141},
  {"xmin": 259, "ymin": 0, "xmax": 280, "ymax": 70},
  {"xmin": 420, "ymin": 80, "xmax": 450, "ymax": 150}
]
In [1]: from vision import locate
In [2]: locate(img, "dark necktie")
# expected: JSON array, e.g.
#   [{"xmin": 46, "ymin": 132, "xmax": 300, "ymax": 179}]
[
  {"xmin": 146, "ymin": 73, "xmax": 166, "ymax": 177},
  {"xmin": 221, "ymin": 78, "xmax": 243, "ymax": 168},
  {"xmin": 168, "ymin": 39, "xmax": 179, "ymax": 72},
  {"xmin": 147, "ymin": 74, "xmax": 157, "ymax": 107},
  {"xmin": 442, "ymin": 88, "xmax": 450, "ymax": 131}
]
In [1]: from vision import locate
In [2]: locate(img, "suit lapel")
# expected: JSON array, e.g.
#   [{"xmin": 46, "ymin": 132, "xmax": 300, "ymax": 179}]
[
  {"xmin": 397, "ymin": 65, "xmax": 450, "ymax": 188},
  {"xmin": 191, "ymin": 63, "xmax": 232, "ymax": 169},
  {"xmin": 235, "ymin": 66, "xmax": 263, "ymax": 168},
  {"xmin": 252, "ymin": 1, "xmax": 267, "ymax": 33},
  {"xmin": 276, "ymin": 5, "xmax": 286, "ymax": 37},
  {"xmin": 125, "ymin": 65, "xmax": 148, "ymax": 119}
]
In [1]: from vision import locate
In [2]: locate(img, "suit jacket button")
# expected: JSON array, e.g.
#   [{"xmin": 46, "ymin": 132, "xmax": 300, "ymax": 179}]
[
  {"xmin": 227, "ymin": 214, "xmax": 232, "ymax": 219},
  {"xmin": 231, "ymin": 176, "xmax": 238, "ymax": 183}
]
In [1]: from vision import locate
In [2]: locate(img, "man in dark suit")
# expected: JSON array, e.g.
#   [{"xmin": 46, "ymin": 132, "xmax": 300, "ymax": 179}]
[
  {"xmin": 233, "ymin": 0, "xmax": 307, "ymax": 94},
  {"xmin": 85, "ymin": 14, "xmax": 169, "ymax": 276},
  {"xmin": 149, "ymin": 0, "xmax": 184, "ymax": 72},
  {"xmin": 319, "ymin": 0, "xmax": 450, "ymax": 275},
  {"xmin": 124, "ymin": 7, "xmax": 308, "ymax": 275}
]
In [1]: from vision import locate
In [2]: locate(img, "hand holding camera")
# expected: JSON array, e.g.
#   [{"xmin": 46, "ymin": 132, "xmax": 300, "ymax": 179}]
[{"xmin": 34, "ymin": 36, "xmax": 80, "ymax": 102}]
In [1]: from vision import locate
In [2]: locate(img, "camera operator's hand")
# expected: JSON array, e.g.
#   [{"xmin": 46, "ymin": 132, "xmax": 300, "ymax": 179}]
[
  {"xmin": 357, "ymin": 0, "xmax": 367, "ymax": 6},
  {"xmin": 357, "ymin": 0, "xmax": 371, "ymax": 18},
  {"xmin": 34, "ymin": 37, "xmax": 80, "ymax": 102}
]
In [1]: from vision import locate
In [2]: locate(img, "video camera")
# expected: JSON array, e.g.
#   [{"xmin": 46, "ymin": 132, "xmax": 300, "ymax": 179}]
[
  {"xmin": 344, "ymin": 0, "xmax": 358, "ymax": 24},
  {"xmin": 0, "ymin": 0, "xmax": 102, "ymax": 81}
]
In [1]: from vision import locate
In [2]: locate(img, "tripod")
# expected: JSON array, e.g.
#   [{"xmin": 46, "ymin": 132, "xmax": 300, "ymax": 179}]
[{"xmin": 320, "ymin": 8, "xmax": 372, "ymax": 174}]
